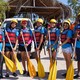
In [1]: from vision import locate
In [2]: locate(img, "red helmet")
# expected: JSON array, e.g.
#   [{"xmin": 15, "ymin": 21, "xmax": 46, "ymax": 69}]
[{"xmin": 21, "ymin": 19, "xmax": 27, "ymax": 24}]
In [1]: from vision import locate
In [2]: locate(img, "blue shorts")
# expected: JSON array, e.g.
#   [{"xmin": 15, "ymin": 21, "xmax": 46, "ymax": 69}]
[{"xmin": 76, "ymin": 48, "xmax": 80, "ymax": 61}]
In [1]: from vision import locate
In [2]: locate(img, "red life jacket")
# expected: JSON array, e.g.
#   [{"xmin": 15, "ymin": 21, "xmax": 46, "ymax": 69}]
[
  {"xmin": 50, "ymin": 32, "xmax": 56, "ymax": 41},
  {"xmin": 0, "ymin": 34, "xmax": 3, "ymax": 42},
  {"xmin": 35, "ymin": 32, "xmax": 42, "ymax": 42},
  {"xmin": 5, "ymin": 32, "xmax": 16, "ymax": 43},
  {"xmin": 61, "ymin": 30, "xmax": 71, "ymax": 43},
  {"xmin": 19, "ymin": 32, "xmax": 31, "ymax": 43}
]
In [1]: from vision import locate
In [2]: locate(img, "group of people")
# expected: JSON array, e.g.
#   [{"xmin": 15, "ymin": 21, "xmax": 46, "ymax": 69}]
[{"xmin": 0, "ymin": 13, "xmax": 80, "ymax": 79}]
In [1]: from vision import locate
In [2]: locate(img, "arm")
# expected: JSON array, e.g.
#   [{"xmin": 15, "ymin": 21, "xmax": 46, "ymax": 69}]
[
  {"xmin": 14, "ymin": 37, "xmax": 18, "ymax": 50},
  {"xmin": 2, "ymin": 32, "xmax": 5, "ymax": 54},
  {"xmin": 61, "ymin": 37, "xmax": 70, "ymax": 46},
  {"xmin": 14, "ymin": 31, "xmax": 19, "ymax": 50},
  {"xmin": 27, "ymin": 37, "xmax": 32, "ymax": 45}
]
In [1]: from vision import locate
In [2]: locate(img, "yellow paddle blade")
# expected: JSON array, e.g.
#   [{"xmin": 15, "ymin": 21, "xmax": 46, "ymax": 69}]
[
  {"xmin": 16, "ymin": 59, "xmax": 23, "ymax": 74},
  {"xmin": 28, "ymin": 59, "xmax": 36, "ymax": 78},
  {"xmin": 48, "ymin": 64, "xmax": 54, "ymax": 80},
  {"xmin": 48, "ymin": 61, "xmax": 57, "ymax": 80},
  {"xmin": 38, "ymin": 59, "xmax": 45, "ymax": 78},
  {"xmin": 3, "ymin": 54, "xmax": 16, "ymax": 72},
  {"xmin": 49, "ymin": 58, "xmax": 53, "ymax": 71},
  {"xmin": 66, "ymin": 61, "xmax": 74, "ymax": 80},
  {"xmin": 13, "ymin": 54, "xmax": 23, "ymax": 74}
]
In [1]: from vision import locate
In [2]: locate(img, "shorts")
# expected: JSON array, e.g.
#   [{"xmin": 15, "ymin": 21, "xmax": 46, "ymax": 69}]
[
  {"xmin": 62, "ymin": 47, "xmax": 72, "ymax": 54},
  {"xmin": 35, "ymin": 43, "xmax": 43, "ymax": 50},
  {"xmin": 19, "ymin": 43, "xmax": 31, "ymax": 52},
  {"xmin": 76, "ymin": 48, "xmax": 80, "ymax": 61},
  {"xmin": 5, "ymin": 45, "xmax": 15, "ymax": 51}
]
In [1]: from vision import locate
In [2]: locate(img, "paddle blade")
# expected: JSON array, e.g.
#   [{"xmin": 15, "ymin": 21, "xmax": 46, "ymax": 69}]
[
  {"xmin": 49, "ymin": 57, "xmax": 53, "ymax": 71},
  {"xmin": 38, "ymin": 59, "xmax": 45, "ymax": 78},
  {"xmin": 66, "ymin": 61, "xmax": 74, "ymax": 80},
  {"xmin": 52, "ymin": 61, "xmax": 57, "ymax": 80},
  {"xmin": 3, "ymin": 54, "xmax": 16, "ymax": 72},
  {"xmin": 28, "ymin": 59, "xmax": 36, "ymax": 78},
  {"xmin": 48, "ymin": 61, "xmax": 57, "ymax": 80},
  {"xmin": 48, "ymin": 64, "xmax": 54, "ymax": 80},
  {"xmin": 13, "ymin": 54, "xmax": 23, "ymax": 74}
]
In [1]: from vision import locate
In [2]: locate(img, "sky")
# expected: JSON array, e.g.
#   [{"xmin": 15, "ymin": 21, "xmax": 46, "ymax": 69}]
[{"xmin": 58, "ymin": 0, "xmax": 68, "ymax": 5}]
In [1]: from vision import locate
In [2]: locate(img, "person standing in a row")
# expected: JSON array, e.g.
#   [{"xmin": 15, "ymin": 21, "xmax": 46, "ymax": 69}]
[
  {"xmin": 59, "ymin": 20, "xmax": 73, "ymax": 77},
  {"xmin": 18, "ymin": 19, "xmax": 33, "ymax": 75},
  {"xmin": 34, "ymin": 18, "xmax": 45, "ymax": 62},
  {"xmin": 73, "ymin": 13, "xmax": 80, "ymax": 78},
  {"xmin": 5, "ymin": 19, "xmax": 19, "ymax": 77},
  {"xmin": 0, "ymin": 22, "xmax": 5, "ymax": 78},
  {"xmin": 47, "ymin": 19, "xmax": 60, "ymax": 66}
]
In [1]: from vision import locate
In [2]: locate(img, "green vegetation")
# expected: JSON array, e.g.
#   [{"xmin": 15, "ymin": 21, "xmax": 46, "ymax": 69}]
[
  {"xmin": 0, "ymin": 0, "xmax": 10, "ymax": 21},
  {"xmin": 68, "ymin": 0, "xmax": 80, "ymax": 16}
]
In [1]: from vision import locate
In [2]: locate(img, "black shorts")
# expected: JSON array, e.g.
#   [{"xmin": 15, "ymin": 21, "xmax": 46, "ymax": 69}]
[
  {"xmin": 5, "ymin": 45, "xmax": 15, "ymax": 51},
  {"xmin": 19, "ymin": 43, "xmax": 31, "ymax": 52},
  {"xmin": 76, "ymin": 48, "xmax": 80, "ymax": 61},
  {"xmin": 35, "ymin": 43, "xmax": 43, "ymax": 50}
]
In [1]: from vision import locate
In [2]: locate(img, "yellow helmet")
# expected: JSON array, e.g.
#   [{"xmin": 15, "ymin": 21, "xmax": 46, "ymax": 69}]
[
  {"xmin": 37, "ymin": 18, "xmax": 43, "ymax": 24},
  {"xmin": 11, "ymin": 19, "xmax": 18, "ymax": 23},
  {"xmin": 67, "ymin": 19, "xmax": 71, "ymax": 23},
  {"xmin": 0, "ymin": 22, "xmax": 1, "ymax": 25},
  {"xmin": 78, "ymin": 13, "xmax": 80, "ymax": 16},
  {"xmin": 50, "ymin": 19, "xmax": 57, "ymax": 23},
  {"xmin": 64, "ymin": 20, "xmax": 70, "ymax": 25}
]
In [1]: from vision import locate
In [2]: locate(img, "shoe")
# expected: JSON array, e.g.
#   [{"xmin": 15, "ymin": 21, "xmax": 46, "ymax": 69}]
[
  {"xmin": 27, "ymin": 72, "xmax": 30, "ymax": 76},
  {"xmin": 74, "ymin": 74, "xmax": 80, "ymax": 79},
  {"xmin": 36, "ymin": 72, "xmax": 38, "ymax": 76},
  {"xmin": 12, "ymin": 72, "xmax": 18, "ymax": 77},
  {"xmin": 23, "ymin": 70, "xmax": 27, "ymax": 75},
  {"xmin": 5, "ymin": 73, "xmax": 9, "ymax": 77},
  {"xmin": 62, "ymin": 73, "xmax": 66, "ymax": 77}
]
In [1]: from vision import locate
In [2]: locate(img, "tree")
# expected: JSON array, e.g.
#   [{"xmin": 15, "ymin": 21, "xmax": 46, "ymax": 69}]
[
  {"xmin": 0, "ymin": 0, "xmax": 10, "ymax": 21},
  {"xmin": 68, "ymin": 0, "xmax": 80, "ymax": 16}
]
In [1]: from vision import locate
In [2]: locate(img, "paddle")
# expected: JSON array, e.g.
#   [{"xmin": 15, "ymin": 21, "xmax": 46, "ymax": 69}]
[
  {"xmin": 2, "ymin": 54, "xmax": 17, "ymax": 72},
  {"xmin": 48, "ymin": 30, "xmax": 53, "ymax": 71},
  {"xmin": 48, "ymin": 60, "xmax": 57, "ymax": 80},
  {"xmin": 48, "ymin": 30, "xmax": 57, "ymax": 80},
  {"xmin": 66, "ymin": 38, "xmax": 77, "ymax": 80},
  {"xmin": 5, "ymin": 30, "xmax": 23, "ymax": 74},
  {"xmin": 32, "ymin": 30, "xmax": 45, "ymax": 78},
  {"xmin": 21, "ymin": 31, "xmax": 36, "ymax": 78}
]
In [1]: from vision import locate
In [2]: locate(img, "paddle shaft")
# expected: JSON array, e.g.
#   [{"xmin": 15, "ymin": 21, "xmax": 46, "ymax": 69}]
[
  {"xmin": 72, "ymin": 38, "xmax": 77, "ymax": 60},
  {"xmin": 21, "ymin": 31, "xmax": 29, "ymax": 57},
  {"xmin": 32, "ymin": 31, "xmax": 39, "ymax": 58},
  {"xmin": 48, "ymin": 30, "xmax": 52, "ymax": 58}
]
